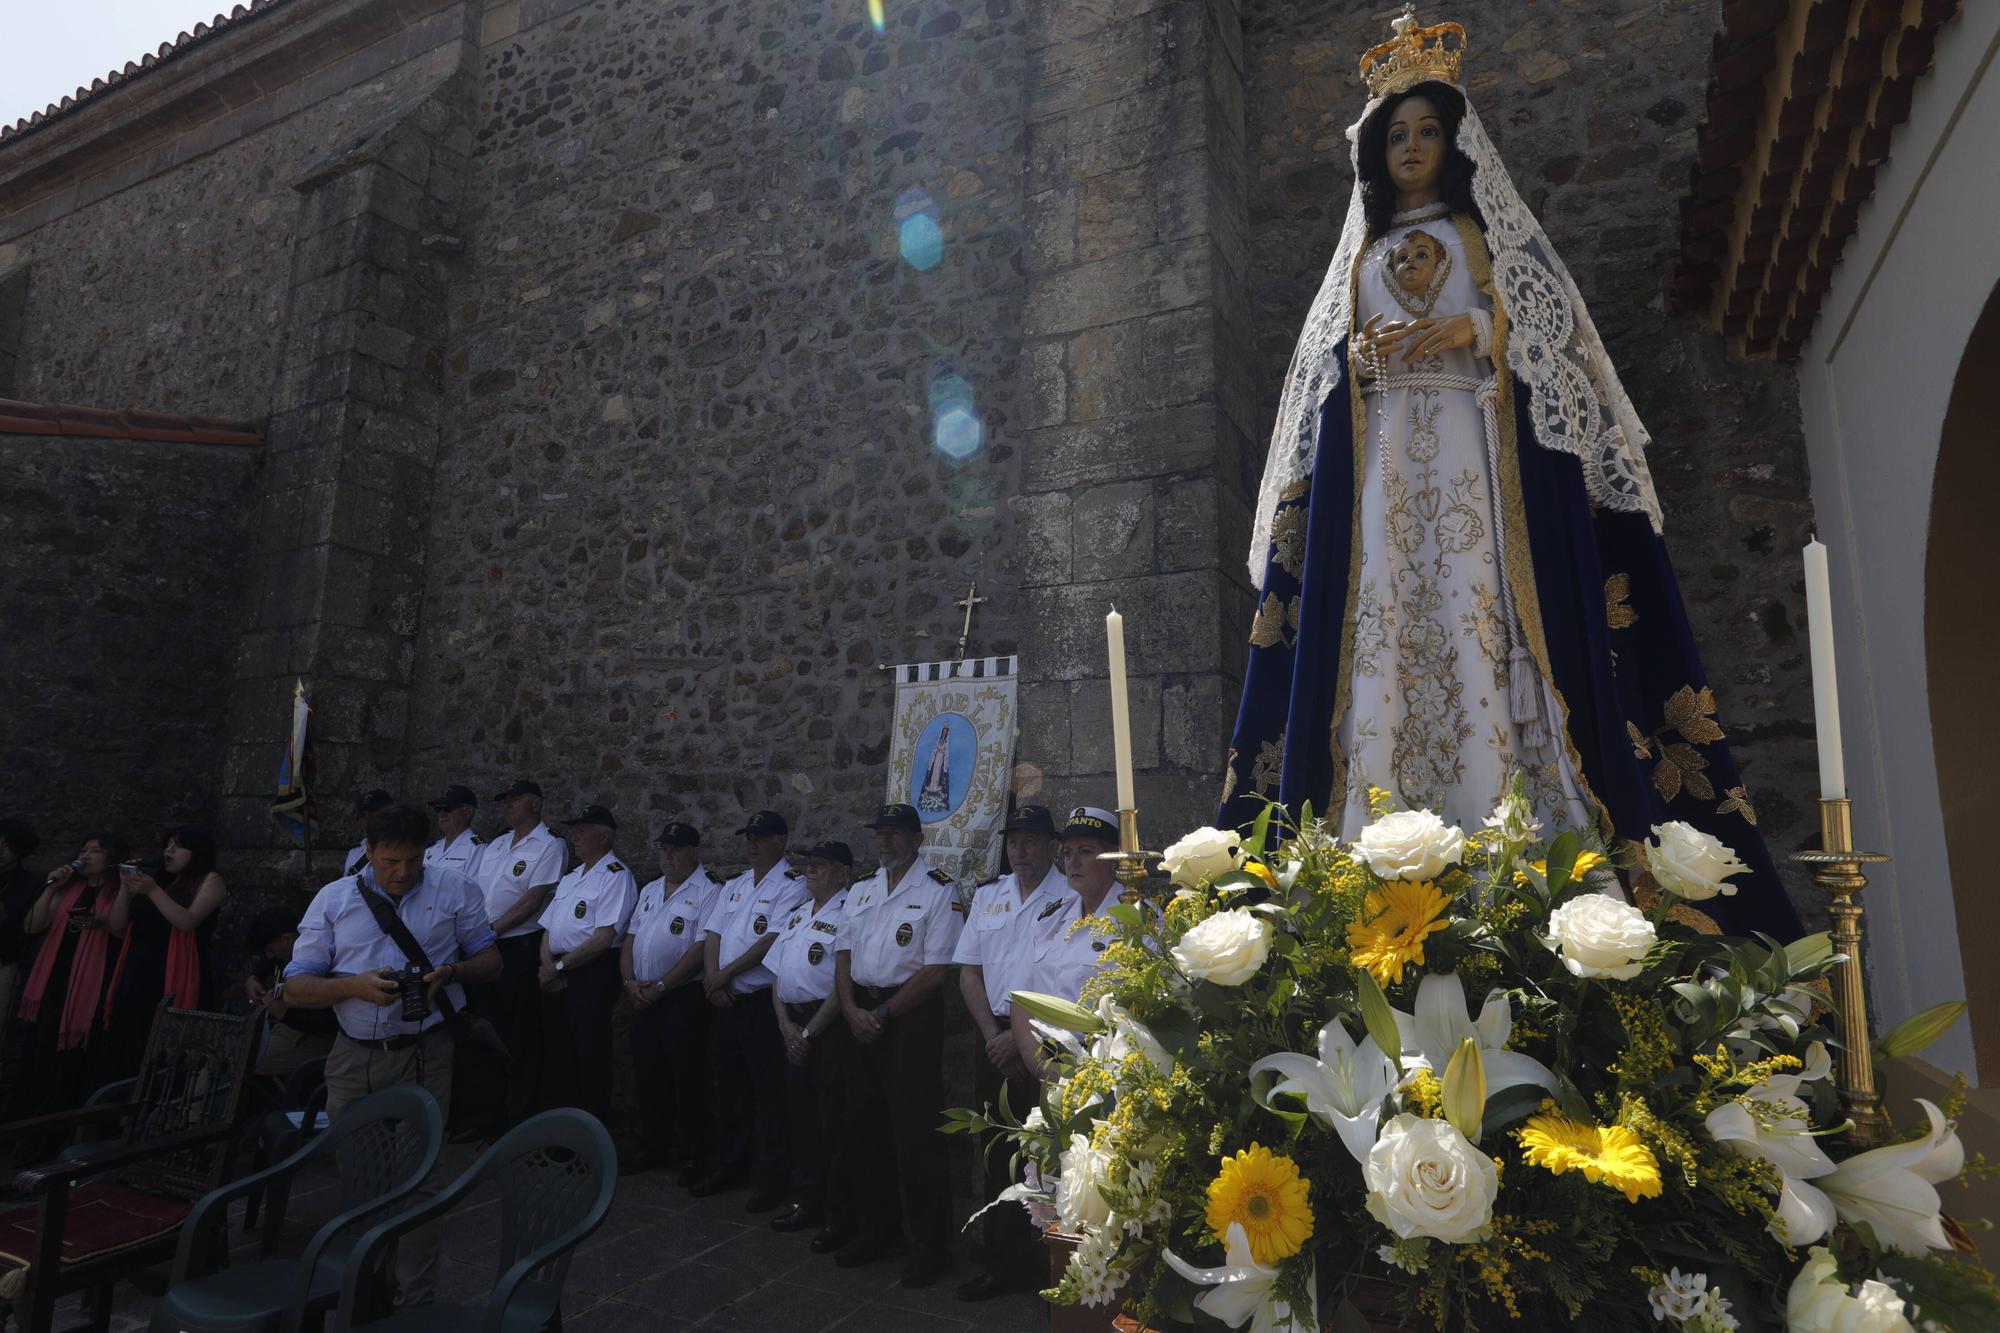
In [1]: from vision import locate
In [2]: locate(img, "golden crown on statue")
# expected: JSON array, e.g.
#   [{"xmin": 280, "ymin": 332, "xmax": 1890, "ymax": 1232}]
[{"xmin": 1360, "ymin": 4, "xmax": 1468, "ymax": 99}]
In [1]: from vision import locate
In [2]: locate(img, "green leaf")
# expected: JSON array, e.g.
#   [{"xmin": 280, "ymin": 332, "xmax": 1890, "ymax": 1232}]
[
  {"xmin": 1354, "ymin": 968, "xmax": 1403, "ymax": 1068},
  {"xmin": 1876, "ymin": 1001, "xmax": 1969, "ymax": 1061},
  {"xmin": 1786, "ymin": 931, "xmax": 1836, "ymax": 973},
  {"xmin": 1211, "ymin": 869, "xmax": 1270, "ymax": 896},
  {"xmin": 1105, "ymin": 904, "xmax": 1145, "ymax": 930},
  {"xmin": 1328, "ymin": 1297, "xmax": 1374, "ymax": 1333},
  {"xmin": 1010, "ymin": 990, "xmax": 1106, "ymax": 1034},
  {"xmin": 1244, "ymin": 801, "xmax": 1277, "ymax": 859},
  {"xmin": 1482, "ymin": 1083, "xmax": 1546, "ymax": 1135},
  {"xmin": 1545, "ymin": 830, "xmax": 1582, "ymax": 898}
]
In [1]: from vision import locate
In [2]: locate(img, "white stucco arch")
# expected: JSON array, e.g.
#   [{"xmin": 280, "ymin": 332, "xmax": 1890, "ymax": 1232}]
[{"xmin": 1797, "ymin": 9, "xmax": 2000, "ymax": 1082}]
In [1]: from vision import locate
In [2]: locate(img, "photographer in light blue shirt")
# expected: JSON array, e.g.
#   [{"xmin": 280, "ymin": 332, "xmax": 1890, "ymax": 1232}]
[{"xmin": 280, "ymin": 802, "xmax": 500, "ymax": 1304}]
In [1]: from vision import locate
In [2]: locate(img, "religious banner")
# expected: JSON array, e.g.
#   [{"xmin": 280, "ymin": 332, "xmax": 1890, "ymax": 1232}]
[
  {"xmin": 270, "ymin": 679, "xmax": 314, "ymax": 846},
  {"xmin": 884, "ymin": 655, "xmax": 1017, "ymax": 887}
]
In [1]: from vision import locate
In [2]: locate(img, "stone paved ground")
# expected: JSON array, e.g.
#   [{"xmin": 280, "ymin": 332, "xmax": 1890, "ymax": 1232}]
[{"xmin": 41, "ymin": 1144, "xmax": 1047, "ymax": 1332}]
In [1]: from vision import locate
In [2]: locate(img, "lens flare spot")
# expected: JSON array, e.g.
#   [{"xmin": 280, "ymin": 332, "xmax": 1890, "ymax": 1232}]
[
  {"xmin": 868, "ymin": 0, "xmax": 886, "ymax": 33},
  {"xmin": 928, "ymin": 371, "xmax": 984, "ymax": 462},
  {"xmin": 895, "ymin": 188, "xmax": 943, "ymax": 271}
]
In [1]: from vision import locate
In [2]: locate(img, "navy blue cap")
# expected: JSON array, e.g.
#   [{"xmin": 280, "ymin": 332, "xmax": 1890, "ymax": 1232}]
[
  {"xmin": 1062, "ymin": 806, "xmax": 1121, "ymax": 844},
  {"xmin": 654, "ymin": 821, "xmax": 701, "ymax": 848},
  {"xmin": 864, "ymin": 802, "xmax": 921, "ymax": 832},
  {"xmin": 797, "ymin": 840, "xmax": 854, "ymax": 867},
  {"xmin": 737, "ymin": 810, "xmax": 788, "ymax": 838},
  {"xmin": 1003, "ymin": 805, "xmax": 1057, "ymax": 836},
  {"xmin": 563, "ymin": 804, "xmax": 617, "ymax": 830},
  {"xmin": 427, "ymin": 784, "xmax": 478, "ymax": 811},
  {"xmin": 493, "ymin": 778, "xmax": 543, "ymax": 800}
]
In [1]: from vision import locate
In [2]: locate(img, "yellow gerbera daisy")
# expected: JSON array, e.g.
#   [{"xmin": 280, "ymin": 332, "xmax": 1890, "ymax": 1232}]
[
  {"xmin": 1205, "ymin": 1143, "xmax": 1314, "ymax": 1264},
  {"xmin": 1514, "ymin": 849, "xmax": 1609, "ymax": 886},
  {"xmin": 1344, "ymin": 879, "xmax": 1451, "ymax": 987},
  {"xmin": 1242, "ymin": 858, "xmax": 1280, "ymax": 891},
  {"xmin": 1517, "ymin": 1112, "xmax": 1662, "ymax": 1203}
]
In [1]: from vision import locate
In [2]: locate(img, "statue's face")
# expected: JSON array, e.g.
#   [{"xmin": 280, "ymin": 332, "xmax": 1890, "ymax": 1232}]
[
  {"xmin": 1390, "ymin": 230, "xmax": 1444, "ymax": 295},
  {"xmin": 1385, "ymin": 94, "xmax": 1446, "ymax": 197}
]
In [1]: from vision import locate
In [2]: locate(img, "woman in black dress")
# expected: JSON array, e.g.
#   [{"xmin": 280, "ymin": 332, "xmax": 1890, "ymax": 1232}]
[
  {"xmin": 6, "ymin": 833, "xmax": 126, "ymax": 1133},
  {"xmin": 99, "ymin": 825, "xmax": 227, "ymax": 1079}
]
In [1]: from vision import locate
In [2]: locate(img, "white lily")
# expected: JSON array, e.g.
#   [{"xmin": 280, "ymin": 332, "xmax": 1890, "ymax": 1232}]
[
  {"xmin": 1705, "ymin": 1080, "xmax": 1838, "ymax": 1246},
  {"xmin": 1162, "ymin": 1223, "xmax": 1318, "ymax": 1333},
  {"xmin": 1248, "ymin": 1020, "xmax": 1399, "ymax": 1164},
  {"xmin": 1089, "ymin": 994, "xmax": 1176, "ymax": 1075},
  {"xmin": 1820, "ymin": 1099, "xmax": 1962, "ymax": 1256},
  {"xmin": 1392, "ymin": 973, "xmax": 1557, "ymax": 1099}
]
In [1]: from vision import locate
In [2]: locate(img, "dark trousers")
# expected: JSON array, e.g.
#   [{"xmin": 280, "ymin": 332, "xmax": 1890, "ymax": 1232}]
[
  {"xmin": 972, "ymin": 1022, "xmax": 1043, "ymax": 1280},
  {"xmin": 462, "ymin": 932, "xmax": 545, "ymax": 1134},
  {"xmin": 712, "ymin": 987, "xmax": 789, "ymax": 1197},
  {"xmin": 631, "ymin": 979, "xmax": 711, "ymax": 1165},
  {"xmin": 848, "ymin": 984, "xmax": 950, "ymax": 1261},
  {"xmin": 782, "ymin": 1000, "xmax": 855, "ymax": 1235},
  {"xmin": 541, "ymin": 952, "xmax": 620, "ymax": 1122}
]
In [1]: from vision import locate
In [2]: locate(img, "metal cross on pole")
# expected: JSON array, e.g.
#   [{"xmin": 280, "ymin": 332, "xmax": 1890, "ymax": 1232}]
[{"xmin": 954, "ymin": 583, "xmax": 987, "ymax": 661}]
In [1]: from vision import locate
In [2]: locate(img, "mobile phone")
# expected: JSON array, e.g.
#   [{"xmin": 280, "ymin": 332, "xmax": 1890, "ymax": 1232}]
[{"xmin": 119, "ymin": 862, "xmax": 139, "ymax": 875}]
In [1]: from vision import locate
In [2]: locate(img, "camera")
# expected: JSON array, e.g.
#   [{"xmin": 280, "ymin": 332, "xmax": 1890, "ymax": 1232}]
[{"xmin": 397, "ymin": 962, "xmax": 429, "ymax": 1023}]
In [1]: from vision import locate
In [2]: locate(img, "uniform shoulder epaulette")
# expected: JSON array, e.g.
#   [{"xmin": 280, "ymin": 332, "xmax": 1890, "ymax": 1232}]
[
  {"xmin": 785, "ymin": 868, "xmax": 803, "ymax": 879},
  {"xmin": 928, "ymin": 867, "xmax": 953, "ymax": 885},
  {"xmin": 608, "ymin": 861, "xmax": 623, "ymax": 872},
  {"xmin": 472, "ymin": 834, "xmax": 487, "ymax": 845}
]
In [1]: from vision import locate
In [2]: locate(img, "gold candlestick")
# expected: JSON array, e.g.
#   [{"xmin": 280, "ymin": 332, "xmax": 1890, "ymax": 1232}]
[
  {"xmin": 1791, "ymin": 797, "xmax": 1893, "ymax": 1147},
  {"xmin": 1104, "ymin": 806, "xmax": 1159, "ymax": 906}
]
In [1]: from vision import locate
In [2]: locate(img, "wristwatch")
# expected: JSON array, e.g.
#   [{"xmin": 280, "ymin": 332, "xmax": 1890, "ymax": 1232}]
[
  {"xmin": 873, "ymin": 1002, "xmax": 892, "ymax": 1025},
  {"xmin": 554, "ymin": 958, "xmax": 567, "ymax": 974}
]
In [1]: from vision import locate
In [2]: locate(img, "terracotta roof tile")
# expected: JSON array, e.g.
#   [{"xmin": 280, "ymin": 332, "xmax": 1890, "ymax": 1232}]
[
  {"xmin": 0, "ymin": 0, "xmax": 300, "ymax": 147},
  {"xmin": 0, "ymin": 398, "xmax": 263, "ymax": 445}
]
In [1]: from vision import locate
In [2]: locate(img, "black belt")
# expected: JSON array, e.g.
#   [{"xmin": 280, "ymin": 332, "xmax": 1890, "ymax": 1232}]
[
  {"xmin": 852, "ymin": 983, "xmax": 902, "ymax": 1007},
  {"xmin": 784, "ymin": 1000, "xmax": 829, "ymax": 1023},
  {"xmin": 340, "ymin": 1027, "xmax": 439, "ymax": 1052}
]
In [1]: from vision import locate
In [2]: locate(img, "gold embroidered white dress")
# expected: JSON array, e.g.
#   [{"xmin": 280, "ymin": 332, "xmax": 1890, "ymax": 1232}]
[{"xmin": 1339, "ymin": 204, "xmax": 1591, "ymax": 838}]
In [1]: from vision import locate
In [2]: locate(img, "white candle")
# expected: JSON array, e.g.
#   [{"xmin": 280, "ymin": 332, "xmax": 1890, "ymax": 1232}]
[
  {"xmin": 1803, "ymin": 537, "xmax": 1846, "ymax": 800},
  {"xmin": 1106, "ymin": 607, "xmax": 1136, "ymax": 810}
]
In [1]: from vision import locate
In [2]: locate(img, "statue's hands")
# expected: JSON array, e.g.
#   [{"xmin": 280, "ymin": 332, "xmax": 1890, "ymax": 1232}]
[
  {"xmin": 1355, "ymin": 312, "xmax": 1388, "ymax": 379},
  {"xmin": 1374, "ymin": 312, "xmax": 1478, "ymax": 364}
]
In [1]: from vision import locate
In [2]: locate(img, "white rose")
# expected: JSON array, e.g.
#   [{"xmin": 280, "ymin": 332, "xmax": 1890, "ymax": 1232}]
[
  {"xmin": 1353, "ymin": 809, "xmax": 1466, "ymax": 881},
  {"xmin": 1362, "ymin": 1113, "xmax": 1497, "ymax": 1245},
  {"xmin": 1170, "ymin": 908, "xmax": 1272, "ymax": 986},
  {"xmin": 1547, "ymin": 895, "xmax": 1656, "ymax": 981},
  {"xmin": 1785, "ymin": 1247, "xmax": 1916, "ymax": 1333},
  {"xmin": 1645, "ymin": 821, "xmax": 1750, "ymax": 901},
  {"xmin": 1057, "ymin": 1132, "xmax": 1115, "ymax": 1233},
  {"xmin": 1160, "ymin": 826, "xmax": 1242, "ymax": 889}
]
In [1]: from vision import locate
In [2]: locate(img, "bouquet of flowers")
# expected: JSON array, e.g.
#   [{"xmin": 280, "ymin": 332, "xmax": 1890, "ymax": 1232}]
[{"xmin": 950, "ymin": 783, "xmax": 1997, "ymax": 1331}]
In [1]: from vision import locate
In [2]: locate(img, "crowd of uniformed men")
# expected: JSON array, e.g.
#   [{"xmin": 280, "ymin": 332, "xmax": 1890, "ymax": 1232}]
[{"xmin": 292, "ymin": 781, "xmax": 1124, "ymax": 1301}]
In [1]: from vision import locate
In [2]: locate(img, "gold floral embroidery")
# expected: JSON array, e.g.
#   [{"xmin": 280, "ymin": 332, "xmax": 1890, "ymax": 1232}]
[
  {"xmin": 1280, "ymin": 475, "xmax": 1311, "ymax": 504},
  {"xmin": 1717, "ymin": 785, "xmax": 1758, "ymax": 826},
  {"xmin": 1249, "ymin": 595, "xmax": 1303, "ymax": 650},
  {"xmin": 1354, "ymin": 580, "xmax": 1390, "ymax": 677},
  {"xmin": 1251, "ymin": 736, "xmax": 1285, "ymax": 794},
  {"xmin": 1460, "ymin": 583, "xmax": 1507, "ymax": 693},
  {"xmin": 1605, "ymin": 573, "xmax": 1638, "ymax": 630},
  {"xmin": 1628, "ymin": 686, "xmax": 1726, "ymax": 803},
  {"xmin": 1220, "ymin": 751, "xmax": 1239, "ymax": 806},
  {"xmin": 1269, "ymin": 504, "xmax": 1309, "ymax": 579}
]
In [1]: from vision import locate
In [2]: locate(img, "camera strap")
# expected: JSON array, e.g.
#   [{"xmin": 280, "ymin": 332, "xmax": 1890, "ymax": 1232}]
[{"xmin": 351, "ymin": 875, "xmax": 462, "ymax": 1022}]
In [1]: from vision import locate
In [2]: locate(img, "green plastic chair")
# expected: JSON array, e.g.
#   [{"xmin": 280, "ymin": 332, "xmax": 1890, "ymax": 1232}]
[
  {"xmin": 333, "ymin": 1110, "xmax": 618, "ymax": 1333},
  {"xmin": 146, "ymin": 1084, "xmax": 443, "ymax": 1333}
]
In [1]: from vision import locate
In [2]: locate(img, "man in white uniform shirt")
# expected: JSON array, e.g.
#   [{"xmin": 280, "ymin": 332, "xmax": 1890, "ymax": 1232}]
[
  {"xmin": 833, "ymin": 802, "xmax": 964, "ymax": 1287},
  {"xmin": 952, "ymin": 803, "xmax": 1072, "ymax": 1302},
  {"xmin": 765, "ymin": 840, "xmax": 855, "ymax": 1250},
  {"xmin": 693, "ymin": 809, "xmax": 805, "ymax": 1210},
  {"xmin": 464, "ymin": 777, "xmax": 566, "ymax": 1138},
  {"xmin": 282, "ymin": 802, "xmax": 500, "ymax": 1303},
  {"xmin": 423, "ymin": 785, "xmax": 484, "ymax": 876},
  {"xmin": 1014, "ymin": 808, "xmax": 1124, "ymax": 1077},
  {"xmin": 536, "ymin": 803, "xmax": 636, "ymax": 1123},
  {"xmin": 343, "ymin": 789, "xmax": 393, "ymax": 876},
  {"xmin": 620, "ymin": 820, "xmax": 722, "ymax": 1181}
]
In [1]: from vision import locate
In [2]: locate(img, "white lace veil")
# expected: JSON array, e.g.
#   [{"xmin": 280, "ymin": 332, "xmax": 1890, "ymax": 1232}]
[{"xmin": 1248, "ymin": 88, "xmax": 1665, "ymax": 589}]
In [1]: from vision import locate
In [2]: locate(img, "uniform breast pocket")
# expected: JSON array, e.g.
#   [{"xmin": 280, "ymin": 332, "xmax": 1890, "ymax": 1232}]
[{"xmin": 973, "ymin": 908, "xmax": 1010, "ymax": 932}]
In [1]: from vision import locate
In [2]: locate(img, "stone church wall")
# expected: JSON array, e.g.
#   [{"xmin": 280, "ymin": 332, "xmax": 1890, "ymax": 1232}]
[
  {"xmin": 1241, "ymin": 0, "xmax": 1822, "ymax": 915},
  {"xmin": 403, "ymin": 0, "xmax": 1038, "ymax": 853},
  {"xmin": 0, "ymin": 432, "xmax": 260, "ymax": 857}
]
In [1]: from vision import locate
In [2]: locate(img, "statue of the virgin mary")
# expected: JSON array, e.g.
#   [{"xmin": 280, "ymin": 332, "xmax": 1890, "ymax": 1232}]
[{"xmin": 1220, "ymin": 8, "xmax": 1800, "ymax": 939}]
